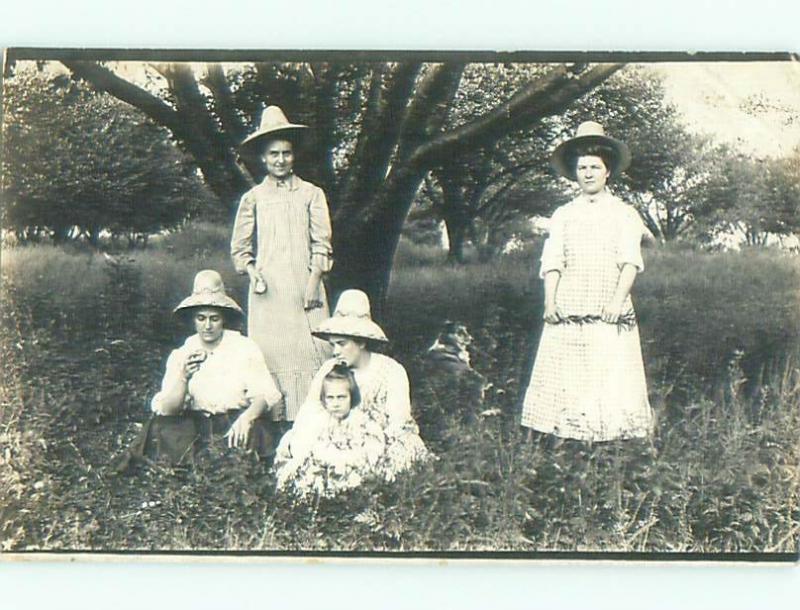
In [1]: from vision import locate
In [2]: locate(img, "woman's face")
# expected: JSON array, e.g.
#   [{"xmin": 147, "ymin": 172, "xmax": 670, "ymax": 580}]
[
  {"xmin": 193, "ymin": 307, "xmax": 225, "ymax": 347},
  {"xmin": 262, "ymin": 139, "xmax": 294, "ymax": 179},
  {"xmin": 322, "ymin": 378, "xmax": 352, "ymax": 420},
  {"xmin": 575, "ymin": 155, "xmax": 610, "ymax": 195},
  {"xmin": 328, "ymin": 336, "xmax": 367, "ymax": 368}
]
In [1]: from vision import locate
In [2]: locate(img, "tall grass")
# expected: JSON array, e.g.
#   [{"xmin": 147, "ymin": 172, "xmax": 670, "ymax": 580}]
[{"xmin": 1, "ymin": 233, "xmax": 798, "ymax": 553}]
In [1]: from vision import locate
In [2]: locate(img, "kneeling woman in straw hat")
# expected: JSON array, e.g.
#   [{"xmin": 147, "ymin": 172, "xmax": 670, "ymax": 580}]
[
  {"xmin": 117, "ymin": 270, "xmax": 283, "ymax": 469},
  {"xmin": 231, "ymin": 106, "xmax": 333, "ymax": 437},
  {"xmin": 276, "ymin": 290, "xmax": 431, "ymax": 493},
  {"xmin": 520, "ymin": 122, "xmax": 653, "ymax": 442}
]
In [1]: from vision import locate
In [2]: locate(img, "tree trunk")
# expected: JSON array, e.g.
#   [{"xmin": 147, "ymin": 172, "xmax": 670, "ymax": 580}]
[
  {"xmin": 436, "ymin": 168, "xmax": 471, "ymax": 264},
  {"xmin": 62, "ymin": 60, "xmax": 623, "ymax": 311}
]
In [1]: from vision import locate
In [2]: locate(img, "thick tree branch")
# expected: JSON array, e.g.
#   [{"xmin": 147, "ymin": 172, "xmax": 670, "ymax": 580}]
[
  {"xmin": 202, "ymin": 63, "xmax": 249, "ymax": 146},
  {"xmin": 308, "ymin": 62, "xmax": 339, "ymax": 200},
  {"xmin": 161, "ymin": 64, "xmax": 253, "ymax": 204},
  {"xmin": 61, "ymin": 61, "xmax": 183, "ymax": 135},
  {"xmin": 337, "ymin": 62, "xmax": 421, "ymax": 221},
  {"xmin": 409, "ymin": 63, "xmax": 624, "ymax": 169}
]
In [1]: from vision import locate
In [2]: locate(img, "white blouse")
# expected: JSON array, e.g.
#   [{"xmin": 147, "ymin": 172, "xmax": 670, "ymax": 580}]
[{"xmin": 151, "ymin": 330, "xmax": 282, "ymax": 415}]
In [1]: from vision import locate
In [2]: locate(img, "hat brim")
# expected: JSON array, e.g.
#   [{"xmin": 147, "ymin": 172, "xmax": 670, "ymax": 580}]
[
  {"xmin": 240, "ymin": 125, "xmax": 308, "ymax": 149},
  {"xmin": 173, "ymin": 295, "xmax": 243, "ymax": 316},
  {"xmin": 551, "ymin": 134, "xmax": 631, "ymax": 181},
  {"xmin": 312, "ymin": 317, "xmax": 389, "ymax": 343}
]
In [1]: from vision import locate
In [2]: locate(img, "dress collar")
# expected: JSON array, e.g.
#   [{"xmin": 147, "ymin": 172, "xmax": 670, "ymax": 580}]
[
  {"xmin": 264, "ymin": 174, "xmax": 299, "ymax": 191},
  {"xmin": 576, "ymin": 189, "xmax": 615, "ymax": 206}
]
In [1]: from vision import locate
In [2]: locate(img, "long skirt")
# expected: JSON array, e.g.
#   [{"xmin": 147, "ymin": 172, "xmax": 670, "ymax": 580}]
[
  {"xmin": 521, "ymin": 321, "xmax": 653, "ymax": 441},
  {"xmin": 114, "ymin": 409, "xmax": 280, "ymax": 472}
]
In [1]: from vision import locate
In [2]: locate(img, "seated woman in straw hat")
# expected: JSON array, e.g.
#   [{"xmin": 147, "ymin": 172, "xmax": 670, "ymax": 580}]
[
  {"xmin": 276, "ymin": 290, "xmax": 431, "ymax": 492},
  {"xmin": 521, "ymin": 121, "xmax": 653, "ymax": 443},
  {"xmin": 118, "ymin": 270, "xmax": 283, "ymax": 469},
  {"xmin": 231, "ymin": 106, "xmax": 333, "ymax": 441}
]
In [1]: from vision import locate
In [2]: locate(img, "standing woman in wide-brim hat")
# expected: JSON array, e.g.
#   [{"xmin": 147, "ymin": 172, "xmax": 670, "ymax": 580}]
[
  {"xmin": 231, "ymin": 106, "xmax": 334, "ymax": 439},
  {"xmin": 283, "ymin": 290, "xmax": 431, "ymax": 482},
  {"xmin": 520, "ymin": 121, "xmax": 653, "ymax": 442},
  {"xmin": 117, "ymin": 270, "xmax": 284, "ymax": 470}
]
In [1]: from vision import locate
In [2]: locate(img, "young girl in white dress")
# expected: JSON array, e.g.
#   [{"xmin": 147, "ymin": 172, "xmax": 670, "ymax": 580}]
[{"xmin": 275, "ymin": 364, "xmax": 385, "ymax": 498}]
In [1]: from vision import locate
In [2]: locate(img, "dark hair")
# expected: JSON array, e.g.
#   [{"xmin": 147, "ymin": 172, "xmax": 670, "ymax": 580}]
[
  {"xmin": 568, "ymin": 143, "xmax": 616, "ymax": 178},
  {"xmin": 320, "ymin": 363, "xmax": 361, "ymax": 407}
]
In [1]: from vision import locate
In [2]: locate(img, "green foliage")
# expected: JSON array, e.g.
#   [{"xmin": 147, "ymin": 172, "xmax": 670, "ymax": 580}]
[
  {"xmin": 695, "ymin": 150, "xmax": 800, "ymax": 245},
  {"xmin": 0, "ymin": 240, "xmax": 798, "ymax": 553},
  {"xmin": 1, "ymin": 67, "xmax": 217, "ymax": 244}
]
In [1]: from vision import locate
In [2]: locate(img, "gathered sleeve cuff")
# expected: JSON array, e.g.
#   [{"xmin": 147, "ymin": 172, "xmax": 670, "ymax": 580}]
[
  {"xmin": 230, "ymin": 192, "xmax": 257, "ymax": 274},
  {"xmin": 616, "ymin": 207, "xmax": 646, "ymax": 272},
  {"xmin": 242, "ymin": 339, "xmax": 283, "ymax": 406},
  {"xmin": 539, "ymin": 208, "xmax": 566, "ymax": 279},
  {"xmin": 150, "ymin": 348, "xmax": 187, "ymax": 414},
  {"xmin": 308, "ymin": 186, "xmax": 333, "ymax": 273}
]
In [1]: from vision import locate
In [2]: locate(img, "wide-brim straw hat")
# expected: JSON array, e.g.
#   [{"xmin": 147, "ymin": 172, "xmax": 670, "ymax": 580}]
[
  {"xmin": 240, "ymin": 105, "xmax": 308, "ymax": 149},
  {"xmin": 551, "ymin": 121, "xmax": 631, "ymax": 180},
  {"xmin": 173, "ymin": 269, "xmax": 243, "ymax": 317},
  {"xmin": 312, "ymin": 289, "xmax": 388, "ymax": 343}
]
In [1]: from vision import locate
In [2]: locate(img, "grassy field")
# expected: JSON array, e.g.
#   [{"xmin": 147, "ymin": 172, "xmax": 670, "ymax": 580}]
[{"xmin": 1, "ymin": 227, "xmax": 798, "ymax": 554}]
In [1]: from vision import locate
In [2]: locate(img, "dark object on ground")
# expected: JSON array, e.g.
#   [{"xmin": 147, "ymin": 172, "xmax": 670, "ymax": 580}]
[
  {"xmin": 112, "ymin": 410, "xmax": 278, "ymax": 473},
  {"xmin": 414, "ymin": 321, "xmax": 490, "ymax": 443}
]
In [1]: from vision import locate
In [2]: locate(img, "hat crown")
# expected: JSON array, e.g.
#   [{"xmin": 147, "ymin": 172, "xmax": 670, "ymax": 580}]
[
  {"xmin": 191, "ymin": 269, "xmax": 226, "ymax": 296},
  {"xmin": 257, "ymin": 105, "xmax": 294, "ymax": 132},
  {"xmin": 332, "ymin": 290, "xmax": 372, "ymax": 320},
  {"xmin": 312, "ymin": 289, "xmax": 389, "ymax": 343},
  {"xmin": 574, "ymin": 121, "xmax": 607, "ymax": 138}
]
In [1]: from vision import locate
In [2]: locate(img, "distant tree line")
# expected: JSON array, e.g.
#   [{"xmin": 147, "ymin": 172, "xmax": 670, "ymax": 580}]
[
  {"xmin": 3, "ymin": 59, "xmax": 798, "ymax": 300},
  {"xmin": 2, "ymin": 66, "xmax": 218, "ymax": 247}
]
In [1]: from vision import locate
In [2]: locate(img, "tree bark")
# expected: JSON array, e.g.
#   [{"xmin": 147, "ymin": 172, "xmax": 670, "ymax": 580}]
[{"xmin": 62, "ymin": 60, "xmax": 623, "ymax": 311}]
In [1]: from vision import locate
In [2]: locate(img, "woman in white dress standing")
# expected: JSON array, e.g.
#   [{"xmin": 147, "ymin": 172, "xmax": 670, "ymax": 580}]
[
  {"xmin": 521, "ymin": 121, "xmax": 653, "ymax": 442},
  {"xmin": 231, "ymin": 106, "xmax": 333, "ymax": 435}
]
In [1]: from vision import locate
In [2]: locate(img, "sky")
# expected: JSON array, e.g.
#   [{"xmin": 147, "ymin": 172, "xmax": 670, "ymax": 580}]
[
  {"xmin": 24, "ymin": 58, "xmax": 800, "ymax": 161},
  {"xmin": 651, "ymin": 61, "xmax": 800, "ymax": 158}
]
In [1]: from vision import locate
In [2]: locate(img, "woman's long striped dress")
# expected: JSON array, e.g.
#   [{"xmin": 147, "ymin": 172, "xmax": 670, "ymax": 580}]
[{"xmin": 231, "ymin": 174, "xmax": 333, "ymax": 420}]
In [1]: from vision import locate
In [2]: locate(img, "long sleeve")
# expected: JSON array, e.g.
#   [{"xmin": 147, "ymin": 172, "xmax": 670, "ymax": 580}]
[
  {"xmin": 230, "ymin": 191, "xmax": 257, "ymax": 274},
  {"xmin": 539, "ymin": 206, "xmax": 566, "ymax": 278},
  {"xmin": 307, "ymin": 186, "xmax": 333, "ymax": 273},
  {"xmin": 616, "ymin": 206, "xmax": 645, "ymax": 272},
  {"xmin": 150, "ymin": 348, "xmax": 187, "ymax": 414}
]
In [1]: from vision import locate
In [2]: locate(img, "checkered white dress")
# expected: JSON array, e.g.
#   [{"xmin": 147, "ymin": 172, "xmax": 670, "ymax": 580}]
[{"xmin": 521, "ymin": 193, "xmax": 653, "ymax": 441}]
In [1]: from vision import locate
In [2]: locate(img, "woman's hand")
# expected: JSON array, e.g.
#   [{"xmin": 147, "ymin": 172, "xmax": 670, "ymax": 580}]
[
  {"xmin": 268, "ymin": 400, "xmax": 285, "ymax": 421},
  {"xmin": 226, "ymin": 412, "xmax": 255, "ymax": 448},
  {"xmin": 182, "ymin": 350, "xmax": 207, "ymax": 380},
  {"xmin": 247, "ymin": 264, "xmax": 267, "ymax": 294},
  {"xmin": 303, "ymin": 274, "xmax": 323, "ymax": 311},
  {"xmin": 601, "ymin": 299, "xmax": 625, "ymax": 324},
  {"xmin": 543, "ymin": 301, "xmax": 561, "ymax": 324}
]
